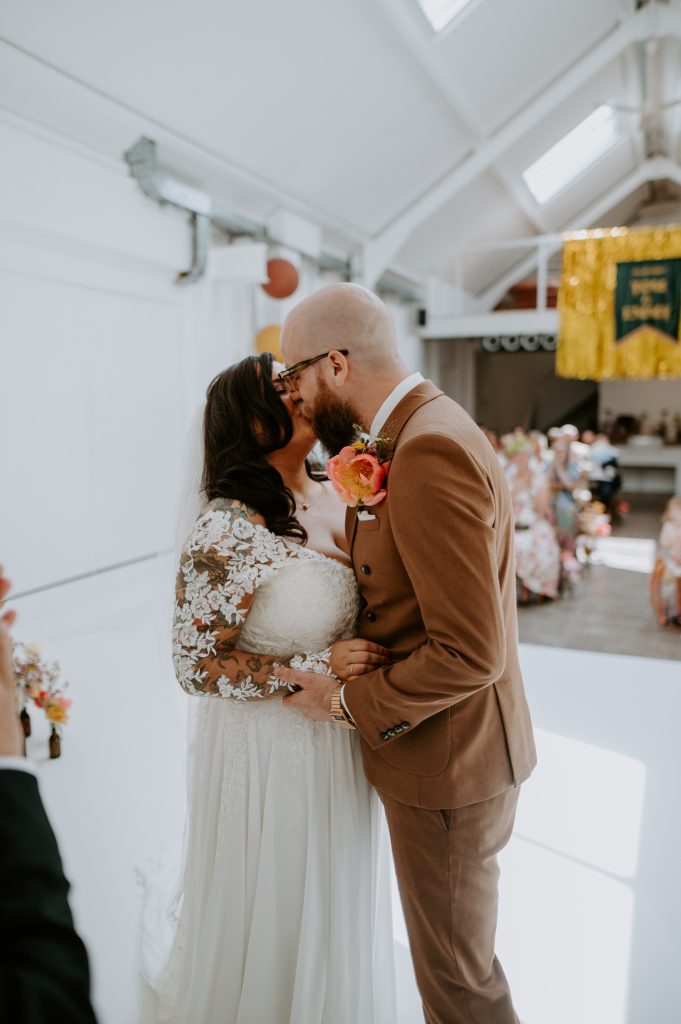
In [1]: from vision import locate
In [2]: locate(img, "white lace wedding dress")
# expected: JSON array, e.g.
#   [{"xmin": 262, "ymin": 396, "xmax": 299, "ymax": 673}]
[{"xmin": 144, "ymin": 499, "xmax": 396, "ymax": 1024}]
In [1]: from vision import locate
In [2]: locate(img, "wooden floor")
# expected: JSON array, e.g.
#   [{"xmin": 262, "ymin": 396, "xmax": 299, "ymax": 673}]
[{"xmin": 517, "ymin": 493, "xmax": 681, "ymax": 661}]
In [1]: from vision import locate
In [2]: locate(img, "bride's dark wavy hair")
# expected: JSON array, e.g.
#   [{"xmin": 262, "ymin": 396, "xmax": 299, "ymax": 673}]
[{"xmin": 202, "ymin": 352, "xmax": 316, "ymax": 543}]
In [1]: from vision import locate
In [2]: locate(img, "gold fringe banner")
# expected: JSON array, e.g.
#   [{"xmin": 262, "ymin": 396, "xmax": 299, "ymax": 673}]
[{"xmin": 556, "ymin": 225, "xmax": 681, "ymax": 380}]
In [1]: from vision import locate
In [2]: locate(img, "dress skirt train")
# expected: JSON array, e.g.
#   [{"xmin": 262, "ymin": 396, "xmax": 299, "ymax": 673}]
[{"xmin": 144, "ymin": 697, "xmax": 396, "ymax": 1024}]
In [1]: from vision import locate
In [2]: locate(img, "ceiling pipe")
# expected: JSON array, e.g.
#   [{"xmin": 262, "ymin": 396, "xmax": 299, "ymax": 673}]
[
  {"xmin": 124, "ymin": 135, "xmax": 354, "ymax": 284},
  {"xmin": 124, "ymin": 136, "xmax": 422, "ymax": 300},
  {"xmin": 176, "ymin": 213, "xmax": 210, "ymax": 286},
  {"xmin": 126, "ymin": 136, "xmax": 263, "ymax": 237},
  {"xmin": 375, "ymin": 271, "xmax": 423, "ymax": 304}
]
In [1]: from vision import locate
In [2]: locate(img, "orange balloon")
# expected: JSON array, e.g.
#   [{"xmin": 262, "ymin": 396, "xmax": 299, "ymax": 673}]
[
  {"xmin": 261, "ymin": 258, "xmax": 299, "ymax": 299},
  {"xmin": 255, "ymin": 324, "xmax": 283, "ymax": 361}
]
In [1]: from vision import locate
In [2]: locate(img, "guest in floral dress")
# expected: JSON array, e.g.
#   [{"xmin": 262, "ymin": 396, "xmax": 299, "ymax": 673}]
[
  {"xmin": 504, "ymin": 436, "xmax": 561, "ymax": 603},
  {"xmin": 548, "ymin": 430, "xmax": 585, "ymax": 553},
  {"xmin": 650, "ymin": 496, "xmax": 681, "ymax": 626},
  {"xmin": 528, "ymin": 430, "xmax": 551, "ymax": 472}
]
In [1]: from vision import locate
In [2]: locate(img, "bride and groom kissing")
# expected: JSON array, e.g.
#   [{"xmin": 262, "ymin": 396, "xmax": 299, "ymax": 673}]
[{"xmin": 157, "ymin": 283, "xmax": 536, "ymax": 1024}]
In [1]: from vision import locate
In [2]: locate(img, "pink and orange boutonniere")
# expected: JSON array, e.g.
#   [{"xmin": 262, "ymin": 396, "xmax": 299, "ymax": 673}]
[{"xmin": 326, "ymin": 430, "xmax": 394, "ymax": 510}]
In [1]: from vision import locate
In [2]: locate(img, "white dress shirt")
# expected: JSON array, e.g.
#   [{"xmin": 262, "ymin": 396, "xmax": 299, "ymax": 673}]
[
  {"xmin": 340, "ymin": 371, "xmax": 425, "ymax": 723},
  {"xmin": 0, "ymin": 755, "xmax": 36, "ymax": 775},
  {"xmin": 370, "ymin": 372, "xmax": 424, "ymax": 438}
]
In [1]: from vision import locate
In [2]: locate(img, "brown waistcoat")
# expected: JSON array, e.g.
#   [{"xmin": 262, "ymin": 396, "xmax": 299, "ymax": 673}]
[{"xmin": 343, "ymin": 381, "xmax": 537, "ymax": 809}]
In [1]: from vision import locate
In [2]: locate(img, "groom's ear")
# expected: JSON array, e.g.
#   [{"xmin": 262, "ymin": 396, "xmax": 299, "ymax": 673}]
[{"xmin": 328, "ymin": 350, "xmax": 349, "ymax": 387}]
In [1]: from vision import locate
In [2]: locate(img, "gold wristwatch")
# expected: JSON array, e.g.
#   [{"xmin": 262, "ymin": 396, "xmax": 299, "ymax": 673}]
[{"xmin": 330, "ymin": 684, "xmax": 356, "ymax": 729}]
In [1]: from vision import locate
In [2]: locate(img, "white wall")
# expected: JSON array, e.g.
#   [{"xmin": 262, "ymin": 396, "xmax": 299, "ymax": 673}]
[
  {"xmin": 390, "ymin": 301, "xmax": 423, "ymax": 374},
  {"xmin": 0, "ymin": 112, "xmax": 247, "ymax": 595},
  {"xmin": 599, "ymin": 379, "xmax": 681, "ymax": 432},
  {"xmin": 0, "ymin": 103, "xmax": 421, "ymax": 596}
]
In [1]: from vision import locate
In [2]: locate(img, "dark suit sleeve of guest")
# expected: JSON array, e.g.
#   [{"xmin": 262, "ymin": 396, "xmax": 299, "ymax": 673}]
[
  {"xmin": 344, "ymin": 432, "xmax": 506, "ymax": 749},
  {"xmin": 0, "ymin": 770, "xmax": 97, "ymax": 1023}
]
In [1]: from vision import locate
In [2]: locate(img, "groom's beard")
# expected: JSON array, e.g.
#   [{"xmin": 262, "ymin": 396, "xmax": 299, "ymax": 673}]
[{"xmin": 307, "ymin": 382, "xmax": 362, "ymax": 456}]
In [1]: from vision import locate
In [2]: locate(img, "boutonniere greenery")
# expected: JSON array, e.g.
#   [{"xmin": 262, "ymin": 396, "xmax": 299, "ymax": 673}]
[{"xmin": 326, "ymin": 426, "xmax": 394, "ymax": 510}]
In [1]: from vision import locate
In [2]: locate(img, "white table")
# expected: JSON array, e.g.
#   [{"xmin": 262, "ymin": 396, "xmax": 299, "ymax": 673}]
[{"xmin": 616, "ymin": 443, "xmax": 681, "ymax": 494}]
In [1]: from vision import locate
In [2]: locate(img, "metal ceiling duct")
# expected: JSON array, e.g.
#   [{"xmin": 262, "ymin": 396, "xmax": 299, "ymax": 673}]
[{"xmin": 124, "ymin": 136, "xmax": 353, "ymax": 285}]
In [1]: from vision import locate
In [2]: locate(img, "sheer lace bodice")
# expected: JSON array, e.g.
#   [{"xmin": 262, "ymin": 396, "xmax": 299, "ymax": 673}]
[{"xmin": 172, "ymin": 499, "xmax": 360, "ymax": 699}]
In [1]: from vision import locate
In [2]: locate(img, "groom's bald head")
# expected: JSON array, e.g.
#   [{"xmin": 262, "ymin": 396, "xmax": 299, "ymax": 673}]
[
  {"xmin": 280, "ymin": 282, "xmax": 411, "ymax": 452},
  {"xmin": 281, "ymin": 283, "xmax": 400, "ymax": 372}
]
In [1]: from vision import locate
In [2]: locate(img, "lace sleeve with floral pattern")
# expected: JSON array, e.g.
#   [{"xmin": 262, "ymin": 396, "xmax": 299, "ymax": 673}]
[{"xmin": 172, "ymin": 500, "xmax": 332, "ymax": 700}]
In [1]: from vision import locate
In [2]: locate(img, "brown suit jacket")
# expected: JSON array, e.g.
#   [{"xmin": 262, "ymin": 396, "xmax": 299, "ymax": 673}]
[{"xmin": 343, "ymin": 380, "xmax": 537, "ymax": 810}]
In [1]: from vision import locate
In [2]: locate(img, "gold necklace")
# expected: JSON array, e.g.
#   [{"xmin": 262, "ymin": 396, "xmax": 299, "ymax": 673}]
[{"xmin": 294, "ymin": 478, "xmax": 324, "ymax": 512}]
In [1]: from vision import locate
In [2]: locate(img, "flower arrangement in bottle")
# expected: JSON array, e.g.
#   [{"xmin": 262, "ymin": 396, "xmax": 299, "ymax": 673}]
[{"xmin": 12, "ymin": 642, "xmax": 72, "ymax": 758}]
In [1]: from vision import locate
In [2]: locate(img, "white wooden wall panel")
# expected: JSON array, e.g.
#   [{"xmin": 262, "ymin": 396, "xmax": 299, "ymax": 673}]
[
  {"xmin": 0, "ymin": 114, "xmax": 194, "ymax": 592},
  {"xmin": 1, "ymin": 262, "xmax": 187, "ymax": 590},
  {"xmin": 0, "ymin": 107, "xmax": 423, "ymax": 595},
  {"xmin": 3, "ymin": 272, "xmax": 97, "ymax": 586}
]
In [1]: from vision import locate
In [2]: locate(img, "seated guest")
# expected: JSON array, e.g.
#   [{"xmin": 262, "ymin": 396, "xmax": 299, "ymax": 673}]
[
  {"xmin": 563, "ymin": 423, "xmax": 590, "ymax": 463},
  {"xmin": 0, "ymin": 566, "xmax": 97, "ymax": 1023},
  {"xmin": 497, "ymin": 433, "xmax": 512, "ymax": 469},
  {"xmin": 650, "ymin": 497, "xmax": 681, "ymax": 626},
  {"xmin": 528, "ymin": 430, "xmax": 551, "ymax": 472},
  {"xmin": 548, "ymin": 429, "xmax": 586, "ymax": 553},
  {"xmin": 479, "ymin": 424, "xmax": 501, "ymax": 454},
  {"xmin": 583, "ymin": 432, "xmax": 621, "ymax": 514},
  {"xmin": 504, "ymin": 436, "xmax": 561, "ymax": 603}
]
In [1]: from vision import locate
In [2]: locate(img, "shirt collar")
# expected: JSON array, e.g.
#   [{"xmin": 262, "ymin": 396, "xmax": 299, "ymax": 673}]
[{"xmin": 370, "ymin": 372, "xmax": 424, "ymax": 438}]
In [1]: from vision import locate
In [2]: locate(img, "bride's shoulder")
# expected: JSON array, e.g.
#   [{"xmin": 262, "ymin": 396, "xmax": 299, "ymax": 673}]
[
  {"xmin": 185, "ymin": 499, "xmax": 275, "ymax": 561},
  {"xmin": 201, "ymin": 497, "xmax": 267, "ymax": 529}
]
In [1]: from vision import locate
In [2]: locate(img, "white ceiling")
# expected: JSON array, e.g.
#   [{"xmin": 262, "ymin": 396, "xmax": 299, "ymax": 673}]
[
  {"xmin": 1, "ymin": 0, "xmax": 681, "ymax": 307},
  {"xmin": 420, "ymin": 0, "xmax": 624, "ymax": 134}
]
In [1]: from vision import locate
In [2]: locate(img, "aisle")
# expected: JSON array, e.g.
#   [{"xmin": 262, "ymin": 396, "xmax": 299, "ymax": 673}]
[
  {"xmin": 518, "ymin": 494, "xmax": 680, "ymax": 661},
  {"xmin": 498, "ymin": 644, "xmax": 680, "ymax": 1024},
  {"xmin": 12, "ymin": 559, "xmax": 681, "ymax": 1023}
]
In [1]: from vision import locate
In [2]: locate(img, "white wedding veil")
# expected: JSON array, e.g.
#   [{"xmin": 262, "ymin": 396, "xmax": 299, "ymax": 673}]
[
  {"xmin": 141, "ymin": 400, "xmax": 207, "ymax": 994},
  {"xmin": 174, "ymin": 402, "xmax": 207, "ymax": 562}
]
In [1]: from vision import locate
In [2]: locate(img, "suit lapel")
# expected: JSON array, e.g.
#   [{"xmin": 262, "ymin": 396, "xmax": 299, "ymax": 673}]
[
  {"xmin": 345, "ymin": 505, "xmax": 359, "ymax": 550},
  {"xmin": 377, "ymin": 380, "xmax": 442, "ymax": 449},
  {"xmin": 347, "ymin": 380, "xmax": 443, "ymax": 556}
]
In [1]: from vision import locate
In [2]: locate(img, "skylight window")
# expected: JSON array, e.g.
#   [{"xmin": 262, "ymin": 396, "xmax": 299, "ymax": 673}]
[
  {"xmin": 415, "ymin": 0, "xmax": 476, "ymax": 34},
  {"xmin": 522, "ymin": 105, "xmax": 620, "ymax": 205}
]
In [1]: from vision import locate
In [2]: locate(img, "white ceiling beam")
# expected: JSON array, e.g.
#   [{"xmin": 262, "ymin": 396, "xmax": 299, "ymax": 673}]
[
  {"xmin": 372, "ymin": 0, "xmax": 482, "ymax": 138},
  {"xmin": 473, "ymin": 155, "xmax": 681, "ymax": 313},
  {"xmin": 372, "ymin": 0, "xmax": 552, "ymax": 235},
  {"xmin": 421, "ymin": 309, "xmax": 558, "ymax": 340},
  {"xmin": 620, "ymin": 33, "xmax": 648, "ymax": 164},
  {"xmin": 490, "ymin": 165, "xmax": 553, "ymax": 233},
  {"xmin": 361, "ymin": 1, "xmax": 681, "ymax": 287}
]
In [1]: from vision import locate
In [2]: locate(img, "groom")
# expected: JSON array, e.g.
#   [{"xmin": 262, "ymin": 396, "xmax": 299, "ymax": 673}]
[{"xmin": 275, "ymin": 283, "xmax": 536, "ymax": 1024}]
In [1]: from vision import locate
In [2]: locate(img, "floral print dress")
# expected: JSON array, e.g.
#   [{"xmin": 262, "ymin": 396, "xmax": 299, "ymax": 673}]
[
  {"xmin": 650, "ymin": 516, "xmax": 681, "ymax": 626},
  {"xmin": 508, "ymin": 468, "xmax": 561, "ymax": 599}
]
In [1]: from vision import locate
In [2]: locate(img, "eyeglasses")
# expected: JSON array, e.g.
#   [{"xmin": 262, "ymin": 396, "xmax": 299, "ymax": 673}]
[{"xmin": 278, "ymin": 350, "xmax": 349, "ymax": 393}]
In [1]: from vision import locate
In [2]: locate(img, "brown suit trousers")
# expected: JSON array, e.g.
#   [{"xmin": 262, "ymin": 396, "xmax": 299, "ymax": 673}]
[
  {"xmin": 343, "ymin": 382, "xmax": 536, "ymax": 1022},
  {"xmin": 382, "ymin": 789, "xmax": 520, "ymax": 1024}
]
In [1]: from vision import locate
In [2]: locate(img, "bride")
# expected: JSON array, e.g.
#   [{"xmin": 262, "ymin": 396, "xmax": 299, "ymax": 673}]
[{"xmin": 147, "ymin": 352, "xmax": 397, "ymax": 1024}]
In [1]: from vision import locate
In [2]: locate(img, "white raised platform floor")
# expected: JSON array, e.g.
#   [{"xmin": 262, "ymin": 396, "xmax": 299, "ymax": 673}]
[{"xmin": 11, "ymin": 558, "xmax": 681, "ymax": 1024}]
